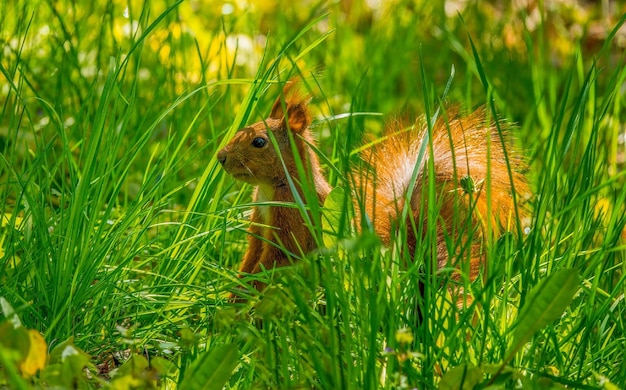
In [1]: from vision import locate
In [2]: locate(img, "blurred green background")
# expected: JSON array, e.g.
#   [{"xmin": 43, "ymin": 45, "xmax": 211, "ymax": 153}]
[{"xmin": 2, "ymin": 0, "xmax": 624, "ymax": 191}]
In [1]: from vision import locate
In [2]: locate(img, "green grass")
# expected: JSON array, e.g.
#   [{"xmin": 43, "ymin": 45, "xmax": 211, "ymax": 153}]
[{"xmin": 1, "ymin": 0, "xmax": 625, "ymax": 388}]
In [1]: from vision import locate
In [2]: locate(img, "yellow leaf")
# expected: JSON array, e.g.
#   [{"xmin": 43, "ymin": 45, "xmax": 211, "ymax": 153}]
[
  {"xmin": 19, "ymin": 330, "xmax": 47, "ymax": 377},
  {"xmin": 1, "ymin": 213, "xmax": 24, "ymax": 228},
  {"xmin": 395, "ymin": 328, "xmax": 414, "ymax": 345},
  {"xmin": 110, "ymin": 375, "xmax": 144, "ymax": 390}
]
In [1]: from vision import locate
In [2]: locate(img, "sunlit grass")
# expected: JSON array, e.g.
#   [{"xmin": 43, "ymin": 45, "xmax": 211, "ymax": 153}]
[{"xmin": 1, "ymin": 0, "xmax": 625, "ymax": 388}]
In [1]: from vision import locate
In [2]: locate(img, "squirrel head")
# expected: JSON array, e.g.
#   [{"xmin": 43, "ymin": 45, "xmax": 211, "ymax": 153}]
[{"xmin": 217, "ymin": 84, "xmax": 313, "ymax": 188}]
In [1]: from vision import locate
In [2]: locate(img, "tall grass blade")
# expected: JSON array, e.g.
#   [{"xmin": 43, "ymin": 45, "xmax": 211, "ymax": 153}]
[{"xmin": 503, "ymin": 268, "xmax": 580, "ymax": 368}]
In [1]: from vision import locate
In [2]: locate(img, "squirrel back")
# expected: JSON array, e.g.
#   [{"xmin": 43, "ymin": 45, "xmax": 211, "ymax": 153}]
[
  {"xmin": 355, "ymin": 109, "xmax": 529, "ymax": 280},
  {"xmin": 218, "ymin": 84, "xmax": 529, "ymax": 297}
]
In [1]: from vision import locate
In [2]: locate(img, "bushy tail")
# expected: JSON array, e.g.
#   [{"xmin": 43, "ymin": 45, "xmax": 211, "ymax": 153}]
[{"xmin": 355, "ymin": 107, "xmax": 530, "ymax": 279}]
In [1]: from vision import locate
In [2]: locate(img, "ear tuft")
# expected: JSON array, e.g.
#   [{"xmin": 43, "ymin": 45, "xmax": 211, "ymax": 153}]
[{"xmin": 268, "ymin": 80, "xmax": 311, "ymax": 133}]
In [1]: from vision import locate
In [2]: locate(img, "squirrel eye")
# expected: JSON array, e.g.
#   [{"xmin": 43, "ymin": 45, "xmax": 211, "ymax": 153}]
[{"xmin": 251, "ymin": 137, "xmax": 267, "ymax": 148}]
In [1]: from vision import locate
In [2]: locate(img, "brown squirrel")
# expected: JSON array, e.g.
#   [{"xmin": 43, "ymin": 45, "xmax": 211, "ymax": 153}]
[{"xmin": 217, "ymin": 83, "xmax": 529, "ymax": 300}]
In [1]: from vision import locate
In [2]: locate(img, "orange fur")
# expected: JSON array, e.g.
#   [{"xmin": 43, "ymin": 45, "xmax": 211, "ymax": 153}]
[
  {"xmin": 218, "ymin": 85, "xmax": 529, "ymax": 301},
  {"xmin": 217, "ymin": 84, "xmax": 331, "ymax": 299},
  {"xmin": 356, "ymin": 108, "xmax": 529, "ymax": 284}
]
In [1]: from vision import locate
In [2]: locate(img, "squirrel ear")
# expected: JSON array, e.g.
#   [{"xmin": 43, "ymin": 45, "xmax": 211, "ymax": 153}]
[
  {"xmin": 269, "ymin": 81, "xmax": 311, "ymax": 133},
  {"xmin": 269, "ymin": 80, "xmax": 300, "ymax": 119},
  {"xmin": 284, "ymin": 101, "xmax": 310, "ymax": 134}
]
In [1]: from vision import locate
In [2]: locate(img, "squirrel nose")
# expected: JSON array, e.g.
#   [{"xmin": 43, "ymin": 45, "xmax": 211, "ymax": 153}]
[{"xmin": 217, "ymin": 150, "xmax": 227, "ymax": 165}]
